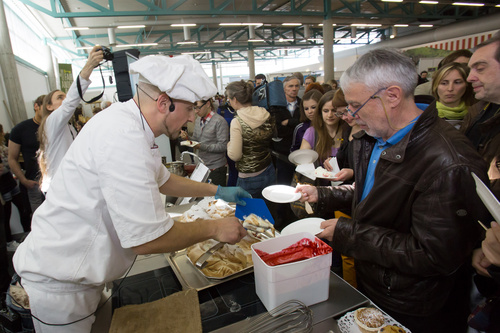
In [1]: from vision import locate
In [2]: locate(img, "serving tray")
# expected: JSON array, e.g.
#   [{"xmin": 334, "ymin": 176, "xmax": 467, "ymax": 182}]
[{"xmin": 165, "ymin": 249, "xmax": 254, "ymax": 291}]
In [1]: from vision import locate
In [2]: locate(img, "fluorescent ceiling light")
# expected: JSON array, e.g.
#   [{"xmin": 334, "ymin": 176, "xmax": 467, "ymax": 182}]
[
  {"xmin": 278, "ymin": 38, "xmax": 294, "ymax": 42},
  {"xmin": 76, "ymin": 46, "xmax": 94, "ymax": 50},
  {"xmin": 214, "ymin": 40, "xmax": 232, "ymax": 43},
  {"xmin": 117, "ymin": 25, "xmax": 146, "ymax": 29},
  {"xmin": 116, "ymin": 43, "xmax": 157, "ymax": 47},
  {"xmin": 282, "ymin": 23, "xmax": 302, "ymax": 26},
  {"xmin": 318, "ymin": 24, "xmax": 337, "ymax": 26},
  {"xmin": 219, "ymin": 23, "xmax": 262, "ymax": 26},
  {"xmin": 177, "ymin": 41, "xmax": 197, "ymax": 45},
  {"xmin": 419, "ymin": 0, "xmax": 439, "ymax": 3},
  {"xmin": 419, "ymin": 24, "xmax": 433, "ymax": 27},
  {"xmin": 496, "ymin": 4, "xmax": 500, "ymax": 7},
  {"xmin": 65, "ymin": 27, "xmax": 89, "ymax": 31},
  {"xmin": 452, "ymin": 2, "xmax": 484, "ymax": 5},
  {"xmin": 248, "ymin": 39, "xmax": 264, "ymax": 42},
  {"xmin": 382, "ymin": 0, "xmax": 403, "ymax": 2},
  {"xmin": 225, "ymin": 50, "xmax": 240, "ymax": 53},
  {"xmin": 390, "ymin": 35, "xmax": 395, "ymax": 39},
  {"xmin": 171, "ymin": 23, "xmax": 196, "ymax": 27},
  {"xmin": 351, "ymin": 23, "xmax": 382, "ymax": 27},
  {"xmin": 307, "ymin": 38, "xmax": 323, "ymax": 42},
  {"xmin": 394, "ymin": 24, "xmax": 409, "ymax": 27}
]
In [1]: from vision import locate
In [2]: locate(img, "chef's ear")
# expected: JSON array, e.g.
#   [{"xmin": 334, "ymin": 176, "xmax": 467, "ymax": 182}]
[{"xmin": 156, "ymin": 93, "xmax": 170, "ymax": 114}]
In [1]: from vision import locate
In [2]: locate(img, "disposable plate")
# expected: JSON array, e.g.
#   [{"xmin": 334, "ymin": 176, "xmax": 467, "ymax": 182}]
[
  {"xmin": 289, "ymin": 149, "xmax": 319, "ymax": 165},
  {"xmin": 262, "ymin": 185, "xmax": 301, "ymax": 203},
  {"xmin": 280, "ymin": 217, "xmax": 325, "ymax": 236}
]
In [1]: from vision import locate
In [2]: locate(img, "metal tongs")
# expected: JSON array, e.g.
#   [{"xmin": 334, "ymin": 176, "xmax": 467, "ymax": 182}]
[
  {"xmin": 195, "ymin": 242, "xmax": 225, "ymax": 269},
  {"xmin": 237, "ymin": 300, "xmax": 313, "ymax": 333}
]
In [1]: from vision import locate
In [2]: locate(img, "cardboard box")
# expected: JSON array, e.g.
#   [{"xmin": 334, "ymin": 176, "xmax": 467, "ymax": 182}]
[{"xmin": 251, "ymin": 232, "xmax": 332, "ymax": 311}]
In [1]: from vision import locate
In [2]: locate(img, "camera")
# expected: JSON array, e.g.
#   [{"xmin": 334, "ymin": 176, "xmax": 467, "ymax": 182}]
[{"xmin": 101, "ymin": 46, "xmax": 114, "ymax": 61}]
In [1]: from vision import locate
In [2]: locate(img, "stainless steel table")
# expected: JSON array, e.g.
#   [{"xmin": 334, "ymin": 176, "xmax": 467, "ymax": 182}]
[{"xmin": 210, "ymin": 271, "xmax": 369, "ymax": 332}]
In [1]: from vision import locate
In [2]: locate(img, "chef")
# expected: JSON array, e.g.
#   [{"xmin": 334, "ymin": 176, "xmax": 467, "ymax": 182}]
[{"xmin": 13, "ymin": 55, "xmax": 250, "ymax": 332}]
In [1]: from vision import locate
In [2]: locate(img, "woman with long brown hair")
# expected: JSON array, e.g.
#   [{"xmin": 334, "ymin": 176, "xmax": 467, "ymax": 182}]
[
  {"xmin": 290, "ymin": 89, "xmax": 323, "ymax": 152},
  {"xmin": 299, "ymin": 90, "xmax": 348, "ymax": 164},
  {"xmin": 38, "ymin": 46, "xmax": 103, "ymax": 193}
]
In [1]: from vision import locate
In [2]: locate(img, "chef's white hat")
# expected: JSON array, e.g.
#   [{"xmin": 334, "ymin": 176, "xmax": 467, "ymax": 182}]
[{"xmin": 129, "ymin": 55, "xmax": 217, "ymax": 103}]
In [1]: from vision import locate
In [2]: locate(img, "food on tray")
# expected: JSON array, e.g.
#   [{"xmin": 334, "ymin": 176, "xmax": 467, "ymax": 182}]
[
  {"xmin": 354, "ymin": 307, "xmax": 385, "ymax": 333},
  {"xmin": 378, "ymin": 325, "xmax": 406, "ymax": 333},
  {"xmin": 186, "ymin": 236, "xmax": 259, "ymax": 278},
  {"xmin": 255, "ymin": 237, "xmax": 332, "ymax": 266},
  {"xmin": 205, "ymin": 200, "xmax": 236, "ymax": 219},
  {"xmin": 314, "ymin": 166, "xmax": 335, "ymax": 178},
  {"xmin": 242, "ymin": 213, "xmax": 275, "ymax": 236},
  {"xmin": 176, "ymin": 198, "xmax": 235, "ymax": 222}
]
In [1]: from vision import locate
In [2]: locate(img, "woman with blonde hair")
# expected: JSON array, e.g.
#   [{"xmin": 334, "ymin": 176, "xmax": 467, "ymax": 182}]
[
  {"xmin": 226, "ymin": 80, "xmax": 275, "ymax": 198},
  {"xmin": 430, "ymin": 62, "xmax": 475, "ymax": 129},
  {"xmin": 38, "ymin": 46, "xmax": 103, "ymax": 193}
]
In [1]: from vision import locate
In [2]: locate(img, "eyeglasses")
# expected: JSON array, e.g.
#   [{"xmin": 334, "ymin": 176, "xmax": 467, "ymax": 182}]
[
  {"xmin": 333, "ymin": 108, "xmax": 347, "ymax": 118},
  {"xmin": 346, "ymin": 87, "xmax": 387, "ymax": 117},
  {"xmin": 193, "ymin": 100, "xmax": 209, "ymax": 110}
]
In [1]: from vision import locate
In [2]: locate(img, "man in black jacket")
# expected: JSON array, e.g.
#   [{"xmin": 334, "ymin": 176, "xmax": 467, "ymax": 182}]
[
  {"xmin": 467, "ymin": 33, "xmax": 500, "ymax": 333},
  {"xmin": 297, "ymin": 49, "xmax": 490, "ymax": 333}
]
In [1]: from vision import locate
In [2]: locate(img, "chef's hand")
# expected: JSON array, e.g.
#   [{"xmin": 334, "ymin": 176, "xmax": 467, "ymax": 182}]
[
  {"xmin": 180, "ymin": 130, "xmax": 188, "ymax": 140},
  {"xmin": 213, "ymin": 216, "xmax": 247, "ymax": 244},
  {"xmin": 316, "ymin": 218, "xmax": 338, "ymax": 242},
  {"xmin": 333, "ymin": 168, "xmax": 354, "ymax": 182},
  {"xmin": 215, "ymin": 186, "xmax": 252, "ymax": 206},
  {"xmin": 482, "ymin": 222, "xmax": 500, "ymax": 267},
  {"xmin": 296, "ymin": 184, "xmax": 318, "ymax": 203},
  {"xmin": 472, "ymin": 248, "xmax": 492, "ymax": 277}
]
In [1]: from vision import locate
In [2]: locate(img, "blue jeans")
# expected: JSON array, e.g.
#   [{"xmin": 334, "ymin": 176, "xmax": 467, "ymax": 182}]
[{"xmin": 237, "ymin": 164, "xmax": 276, "ymax": 199}]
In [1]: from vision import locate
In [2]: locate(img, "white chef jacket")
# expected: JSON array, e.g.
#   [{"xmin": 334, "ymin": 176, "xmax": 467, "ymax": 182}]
[
  {"xmin": 14, "ymin": 99, "xmax": 173, "ymax": 288},
  {"xmin": 41, "ymin": 76, "xmax": 89, "ymax": 193}
]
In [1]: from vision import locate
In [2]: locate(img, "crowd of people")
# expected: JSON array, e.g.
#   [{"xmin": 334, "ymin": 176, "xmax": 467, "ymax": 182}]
[{"xmin": 0, "ymin": 30, "xmax": 498, "ymax": 333}]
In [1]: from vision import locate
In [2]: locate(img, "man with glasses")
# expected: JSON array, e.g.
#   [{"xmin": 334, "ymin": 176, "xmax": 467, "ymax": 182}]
[
  {"xmin": 181, "ymin": 98, "xmax": 229, "ymax": 185},
  {"xmin": 13, "ymin": 55, "xmax": 250, "ymax": 332},
  {"xmin": 297, "ymin": 49, "xmax": 489, "ymax": 333}
]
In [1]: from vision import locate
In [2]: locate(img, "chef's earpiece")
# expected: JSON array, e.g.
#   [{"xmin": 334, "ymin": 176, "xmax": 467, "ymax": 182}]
[{"xmin": 167, "ymin": 95, "xmax": 175, "ymax": 112}]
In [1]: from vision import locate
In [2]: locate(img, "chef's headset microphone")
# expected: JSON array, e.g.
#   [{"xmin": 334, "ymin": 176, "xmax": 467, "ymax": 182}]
[
  {"xmin": 11, "ymin": 256, "xmax": 137, "ymax": 327},
  {"xmin": 136, "ymin": 84, "xmax": 176, "ymax": 132}
]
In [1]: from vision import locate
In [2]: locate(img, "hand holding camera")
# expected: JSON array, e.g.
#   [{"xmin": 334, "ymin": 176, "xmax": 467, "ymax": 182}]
[{"xmin": 80, "ymin": 45, "xmax": 106, "ymax": 80}]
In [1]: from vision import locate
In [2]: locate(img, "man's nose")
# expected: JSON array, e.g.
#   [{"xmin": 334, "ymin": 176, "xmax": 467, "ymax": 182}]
[{"xmin": 467, "ymin": 72, "xmax": 475, "ymax": 82}]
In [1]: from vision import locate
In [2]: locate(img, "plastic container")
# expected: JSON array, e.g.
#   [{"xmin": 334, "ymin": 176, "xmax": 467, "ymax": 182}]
[{"xmin": 251, "ymin": 232, "xmax": 332, "ymax": 311}]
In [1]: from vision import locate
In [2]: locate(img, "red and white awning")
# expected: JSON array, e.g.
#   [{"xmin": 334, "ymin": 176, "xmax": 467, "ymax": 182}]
[{"xmin": 426, "ymin": 33, "xmax": 494, "ymax": 51}]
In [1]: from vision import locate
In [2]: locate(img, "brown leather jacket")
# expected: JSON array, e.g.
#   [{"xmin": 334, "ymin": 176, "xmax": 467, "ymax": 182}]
[{"xmin": 315, "ymin": 104, "xmax": 490, "ymax": 315}]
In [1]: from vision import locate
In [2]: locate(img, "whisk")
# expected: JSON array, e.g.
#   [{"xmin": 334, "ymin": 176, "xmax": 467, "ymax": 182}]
[{"xmin": 237, "ymin": 300, "xmax": 313, "ymax": 333}]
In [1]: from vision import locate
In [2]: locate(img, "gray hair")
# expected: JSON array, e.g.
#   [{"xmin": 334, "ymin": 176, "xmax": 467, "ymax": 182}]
[
  {"xmin": 340, "ymin": 48, "xmax": 418, "ymax": 98},
  {"xmin": 283, "ymin": 76, "xmax": 300, "ymax": 86}
]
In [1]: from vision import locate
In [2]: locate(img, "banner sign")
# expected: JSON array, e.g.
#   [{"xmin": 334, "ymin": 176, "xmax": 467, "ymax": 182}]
[{"xmin": 58, "ymin": 63, "xmax": 73, "ymax": 93}]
